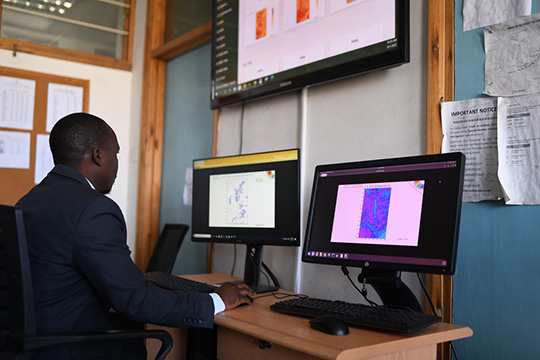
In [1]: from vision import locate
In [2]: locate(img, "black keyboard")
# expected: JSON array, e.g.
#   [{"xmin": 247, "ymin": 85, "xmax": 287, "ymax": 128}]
[
  {"xmin": 270, "ymin": 297, "xmax": 441, "ymax": 333},
  {"xmin": 145, "ymin": 271, "xmax": 217, "ymax": 293}
]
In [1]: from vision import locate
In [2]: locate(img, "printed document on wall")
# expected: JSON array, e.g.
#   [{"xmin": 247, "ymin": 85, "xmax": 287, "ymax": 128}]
[
  {"xmin": 0, "ymin": 76, "xmax": 35, "ymax": 130},
  {"xmin": 497, "ymin": 95, "xmax": 540, "ymax": 204},
  {"xmin": 463, "ymin": 0, "xmax": 531, "ymax": 31},
  {"xmin": 46, "ymin": 83, "xmax": 83, "ymax": 132},
  {"xmin": 441, "ymin": 98, "xmax": 502, "ymax": 202},
  {"xmin": 35, "ymin": 134, "xmax": 54, "ymax": 184},
  {"xmin": 0, "ymin": 130, "xmax": 30, "ymax": 169},
  {"xmin": 484, "ymin": 13, "xmax": 540, "ymax": 96}
]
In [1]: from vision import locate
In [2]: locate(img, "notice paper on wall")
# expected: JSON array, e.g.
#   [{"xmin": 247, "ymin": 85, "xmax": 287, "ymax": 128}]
[
  {"xmin": 46, "ymin": 83, "xmax": 84, "ymax": 132},
  {"xmin": 0, "ymin": 130, "xmax": 30, "ymax": 169},
  {"xmin": 463, "ymin": 0, "xmax": 531, "ymax": 31},
  {"xmin": 35, "ymin": 134, "xmax": 54, "ymax": 184},
  {"xmin": 441, "ymin": 98, "xmax": 503, "ymax": 202},
  {"xmin": 0, "ymin": 76, "xmax": 35, "ymax": 131},
  {"xmin": 484, "ymin": 12, "xmax": 540, "ymax": 97},
  {"xmin": 497, "ymin": 95, "xmax": 540, "ymax": 204}
]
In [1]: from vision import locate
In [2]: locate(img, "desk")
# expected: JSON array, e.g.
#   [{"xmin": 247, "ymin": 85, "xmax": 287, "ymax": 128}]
[{"xmin": 147, "ymin": 273, "xmax": 472, "ymax": 360}]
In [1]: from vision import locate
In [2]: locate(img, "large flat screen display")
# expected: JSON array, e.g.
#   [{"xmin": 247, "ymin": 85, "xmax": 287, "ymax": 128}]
[
  {"xmin": 302, "ymin": 153, "xmax": 465, "ymax": 275},
  {"xmin": 211, "ymin": 0, "xmax": 410, "ymax": 108}
]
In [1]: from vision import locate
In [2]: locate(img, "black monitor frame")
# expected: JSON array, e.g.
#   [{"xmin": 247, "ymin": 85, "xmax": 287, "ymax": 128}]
[
  {"xmin": 302, "ymin": 153, "xmax": 465, "ymax": 310},
  {"xmin": 191, "ymin": 149, "xmax": 300, "ymax": 293},
  {"xmin": 211, "ymin": 0, "xmax": 410, "ymax": 109}
]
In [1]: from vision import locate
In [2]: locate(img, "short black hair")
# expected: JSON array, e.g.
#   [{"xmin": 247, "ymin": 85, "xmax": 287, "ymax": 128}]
[{"xmin": 49, "ymin": 112, "xmax": 113, "ymax": 166}]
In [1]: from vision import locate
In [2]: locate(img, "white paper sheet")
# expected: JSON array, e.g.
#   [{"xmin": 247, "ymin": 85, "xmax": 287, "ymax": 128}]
[
  {"xmin": 34, "ymin": 134, "xmax": 54, "ymax": 184},
  {"xmin": 441, "ymin": 98, "xmax": 502, "ymax": 202},
  {"xmin": 463, "ymin": 0, "xmax": 531, "ymax": 31},
  {"xmin": 0, "ymin": 76, "xmax": 35, "ymax": 130},
  {"xmin": 46, "ymin": 83, "xmax": 84, "ymax": 132},
  {"xmin": 497, "ymin": 95, "xmax": 540, "ymax": 204},
  {"xmin": 485, "ymin": 13, "xmax": 540, "ymax": 97},
  {"xmin": 183, "ymin": 168, "xmax": 193, "ymax": 206},
  {"xmin": 0, "ymin": 130, "xmax": 30, "ymax": 169}
]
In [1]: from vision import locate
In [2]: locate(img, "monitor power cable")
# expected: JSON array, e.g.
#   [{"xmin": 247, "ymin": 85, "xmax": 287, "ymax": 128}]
[{"xmin": 341, "ymin": 266, "xmax": 378, "ymax": 307}]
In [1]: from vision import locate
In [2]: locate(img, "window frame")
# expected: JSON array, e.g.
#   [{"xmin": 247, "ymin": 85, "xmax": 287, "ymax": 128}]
[{"xmin": 0, "ymin": 0, "xmax": 135, "ymax": 70}]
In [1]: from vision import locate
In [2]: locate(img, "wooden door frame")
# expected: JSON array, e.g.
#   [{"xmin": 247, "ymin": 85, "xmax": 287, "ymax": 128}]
[
  {"xmin": 134, "ymin": 0, "xmax": 214, "ymax": 271},
  {"xmin": 426, "ymin": 1, "xmax": 455, "ymax": 359},
  {"xmin": 136, "ymin": 3, "xmax": 455, "ymax": 358}
]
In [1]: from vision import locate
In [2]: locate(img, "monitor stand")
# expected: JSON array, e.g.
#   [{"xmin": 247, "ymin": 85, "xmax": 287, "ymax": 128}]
[
  {"xmin": 243, "ymin": 245, "xmax": 279, "ymax": 294},
  {"xmin": 358, "ymin": 269, "xmax": 423, "ymax": 313}
]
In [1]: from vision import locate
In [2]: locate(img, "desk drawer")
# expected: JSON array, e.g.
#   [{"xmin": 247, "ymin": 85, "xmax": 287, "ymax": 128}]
[{"xmin": 217, "ymin": 327, "xmax": 320, "ymax": 360}]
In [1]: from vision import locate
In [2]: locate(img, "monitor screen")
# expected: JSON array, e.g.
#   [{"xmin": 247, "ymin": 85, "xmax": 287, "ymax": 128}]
[
  {"xmin": 211, "ymin": 0, "xmax": 409, "ymax": 108},
  {"xmin": 302, "ymin": 152, "xmax": 465, "ymax": 276},
  {"xmin": 192, "ymin": 149, "xmax": 300, "ymax": 246}
]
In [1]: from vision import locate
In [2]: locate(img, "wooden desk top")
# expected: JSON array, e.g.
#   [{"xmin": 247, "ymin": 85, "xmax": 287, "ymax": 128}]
[{"xmin": 184, "ymin": 273, "xmax": 473, "ymax": 360}]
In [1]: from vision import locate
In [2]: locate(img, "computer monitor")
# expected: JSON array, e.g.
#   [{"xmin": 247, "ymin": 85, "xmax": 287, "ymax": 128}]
[
  {"xmin": 302, "ymin": 152, "xmax": 465, "ymax": 311},
  {"xmin": 192, "ymin": 149, "xmax": 300, "ymax": 293}
]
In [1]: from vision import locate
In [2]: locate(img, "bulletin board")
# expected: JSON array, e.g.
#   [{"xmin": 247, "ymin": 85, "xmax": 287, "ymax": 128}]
[{"xmin": 0, "ymin": 66, "xmax": 89, "ymax": 205}]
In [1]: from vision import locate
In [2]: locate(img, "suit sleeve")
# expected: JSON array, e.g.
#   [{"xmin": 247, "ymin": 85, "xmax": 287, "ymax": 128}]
[{"xmin": 72, "ymin": 196, "xmax": 215, "ymax": 328}]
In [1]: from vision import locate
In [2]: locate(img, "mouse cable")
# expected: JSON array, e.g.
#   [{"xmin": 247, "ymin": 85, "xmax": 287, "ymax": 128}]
[
  {"xmin": 416, "ymin": 273, "xmax": 460, "ymax": 360},
  {"xmin": 341, "ymin": 266, "xmax": 378, "ymax": 307}
]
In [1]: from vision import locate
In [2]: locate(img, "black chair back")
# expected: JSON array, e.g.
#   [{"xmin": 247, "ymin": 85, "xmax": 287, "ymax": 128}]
[
  {"xmin": 0, "ymin": 205, "xmax": 36, "ymax": 336},
  {"xmin": 146, "ymin": 224, "xmax": 189, "ymax": 273}
]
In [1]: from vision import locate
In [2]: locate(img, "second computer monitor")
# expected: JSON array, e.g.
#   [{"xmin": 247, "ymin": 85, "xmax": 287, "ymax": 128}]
[{"xmin": 192, "ymin": 149, "xmax": 300, "ymax": 292}]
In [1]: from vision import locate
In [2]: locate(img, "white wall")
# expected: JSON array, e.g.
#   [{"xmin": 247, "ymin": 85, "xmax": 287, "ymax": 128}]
[
  {"xmin": 215, "ymin": 1, "xmax": 427, "ymax": 302},
  {"xmin": 0, "ymin": 0, "xmax": 147, "ymax": 253}
]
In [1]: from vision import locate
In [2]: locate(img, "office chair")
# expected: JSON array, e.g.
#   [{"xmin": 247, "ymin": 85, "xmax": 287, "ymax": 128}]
[
  {"xmin": 146, "ymin": 224, "xmax": 189, "ymax": 273},
  {"xmin": 0, "ymin": 205, "xmax": 173, "ymax": 360}
]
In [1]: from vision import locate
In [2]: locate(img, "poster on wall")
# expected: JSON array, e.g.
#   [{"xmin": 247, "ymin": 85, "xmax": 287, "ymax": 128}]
[
  {"xmin": 441, "ymin": 98, "xmax": 502, "ymax": 202},
  {"xmin": 497, "ymin": 95, "xmax": 540, "ymax": 204}
]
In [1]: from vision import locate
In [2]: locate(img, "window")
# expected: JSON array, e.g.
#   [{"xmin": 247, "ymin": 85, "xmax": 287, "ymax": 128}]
[{"xmin": 1, "ymin": 0, "xmax": 134, "ymax": 69}]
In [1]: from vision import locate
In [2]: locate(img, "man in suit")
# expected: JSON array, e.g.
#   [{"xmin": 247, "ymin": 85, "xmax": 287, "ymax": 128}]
[{"xmin": 16, "ymin": 112, "xmax": 254, "ymax": 359}]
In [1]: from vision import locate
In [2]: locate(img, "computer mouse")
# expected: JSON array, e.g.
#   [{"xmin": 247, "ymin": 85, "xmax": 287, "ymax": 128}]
[{"xmin": 309, "ymin": 315, "xmax": 349, "ymax": 336}]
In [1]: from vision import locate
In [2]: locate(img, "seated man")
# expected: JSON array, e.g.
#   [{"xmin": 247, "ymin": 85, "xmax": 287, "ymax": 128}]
[{"xmin": 16, "ymin": 112, "xmax": 254, "ymax": 359}]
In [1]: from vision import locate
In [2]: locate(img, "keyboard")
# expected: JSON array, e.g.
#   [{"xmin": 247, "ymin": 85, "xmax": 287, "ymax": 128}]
[
  {"xmin": 145, "ymin": 271, "xmax": 217, "ymax": 293},
  {"xmin": 270, "ymin": 297, "xmax": 441, "ymax": 333}
]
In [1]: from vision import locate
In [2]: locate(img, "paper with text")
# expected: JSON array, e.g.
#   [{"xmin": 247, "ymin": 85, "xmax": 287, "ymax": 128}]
[
  {"xmin": 0, "ymin": 76, "xmax": 35, "ymax": 131},
  {"xmin": 485, "ymin": 13, "xmax": 540, "ymax": 96},
  {"xmin": 441, "ymin": 98, "xmax": 502, "ymax": 202},
  {"xmin": 497, "ymin": 95, "xmax": 540, "ymax": 204},
  {"xmin": 463, "ymin": 0, "xmax": 531, "ymax": 31},
  {"xmin": 46, "ymin": 83, "xmax": 84, "ymax": 132},
  {"xmin": 0, "ymin": 130, "xmax": 30, "ymax": 169}
]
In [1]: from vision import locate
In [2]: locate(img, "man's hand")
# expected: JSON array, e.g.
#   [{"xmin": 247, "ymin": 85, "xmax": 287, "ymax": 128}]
[{"xmin": 215, "ymin": 282, "xmax": 255, "ymax": 310}]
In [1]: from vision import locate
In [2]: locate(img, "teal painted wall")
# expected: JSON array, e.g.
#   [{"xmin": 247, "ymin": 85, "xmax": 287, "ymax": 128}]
[
  {"xmin": 160, "ymin": 44, "xmax": 214, "ymax": 275},
  {"xmin": 453, "ymin": 1, "xmax": 540, "ymax": 358}
]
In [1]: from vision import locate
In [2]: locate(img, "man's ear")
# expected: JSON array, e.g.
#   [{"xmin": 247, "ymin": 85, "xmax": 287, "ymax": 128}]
[{"xmin": 91, "ymin": 148, "xmax": 103, "ymax": 166}]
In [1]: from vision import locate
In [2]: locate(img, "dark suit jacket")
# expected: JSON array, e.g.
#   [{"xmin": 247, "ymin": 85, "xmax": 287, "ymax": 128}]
[{"xmin": 17, "ymin": 165, "xmax": 214, "ymax": 359}]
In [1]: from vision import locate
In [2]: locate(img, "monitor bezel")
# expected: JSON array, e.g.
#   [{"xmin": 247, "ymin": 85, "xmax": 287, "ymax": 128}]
[
  {"xmin": 191, "ymin": 148, "xmax": 301, "ymax": 248},
  {"xmin": 301, "ymin": 152, "xmax": 465, "ymax": 275}
]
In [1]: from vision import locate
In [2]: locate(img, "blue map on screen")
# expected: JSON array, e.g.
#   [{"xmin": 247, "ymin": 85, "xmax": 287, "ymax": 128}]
[{"xmin": 358, "ymin": 188, "xmax": 391, "ymax": 239}]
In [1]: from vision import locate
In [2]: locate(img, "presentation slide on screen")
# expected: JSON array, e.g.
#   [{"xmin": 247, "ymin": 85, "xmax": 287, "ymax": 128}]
[
  {"xmin": 237, "ymin": 0, "xmax": 396, "ymax": 83},
  {"xmin": 209, "ymin": 170, "xmax": 276, "ymax": 228},
  {"xmin": 330, "ymin": 180, "xmax": 425, "ymax": 247}
]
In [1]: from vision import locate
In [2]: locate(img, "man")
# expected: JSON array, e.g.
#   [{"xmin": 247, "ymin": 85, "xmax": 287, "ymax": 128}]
[{"xmin": 16, "ymin": 112, "xmax": 253, "ymax": 359}]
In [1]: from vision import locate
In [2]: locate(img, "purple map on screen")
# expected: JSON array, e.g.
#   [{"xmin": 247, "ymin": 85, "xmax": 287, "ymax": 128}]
[{"xmin": 358, "ymin": 188, "xmax": 391, "ymax": 239}]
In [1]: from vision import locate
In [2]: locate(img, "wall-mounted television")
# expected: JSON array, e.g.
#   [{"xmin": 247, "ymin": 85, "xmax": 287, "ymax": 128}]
[{"xmin": 211, "ymin": 0, "xmax": 410, "ymax": 109}]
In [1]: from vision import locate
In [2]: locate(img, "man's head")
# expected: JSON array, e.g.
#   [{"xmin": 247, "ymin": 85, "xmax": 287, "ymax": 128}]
[{"xmin": 49, "ymin": 112, "xmax": 119, "ymax": 194}]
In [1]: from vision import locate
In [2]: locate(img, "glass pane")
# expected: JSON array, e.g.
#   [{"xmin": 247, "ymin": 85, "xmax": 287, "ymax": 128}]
[
  {"xmin": 1, "ymin": 0, "xmax": 128, "ymax": 59},
  {"xmin": 164, "ymin": 0, "xmax": 212, "ymax": 43}
]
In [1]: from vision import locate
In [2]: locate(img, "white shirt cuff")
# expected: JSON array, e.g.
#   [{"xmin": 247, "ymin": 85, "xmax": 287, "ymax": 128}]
[{"xmin": 210, "ymin": 292, "xmax": 226, "ymax": 315}]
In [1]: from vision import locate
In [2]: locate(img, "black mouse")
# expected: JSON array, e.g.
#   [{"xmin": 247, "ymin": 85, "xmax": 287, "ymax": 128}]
[{"xmin": 309, "ymin": 315, "xmax": 349, "ymax": 335}]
